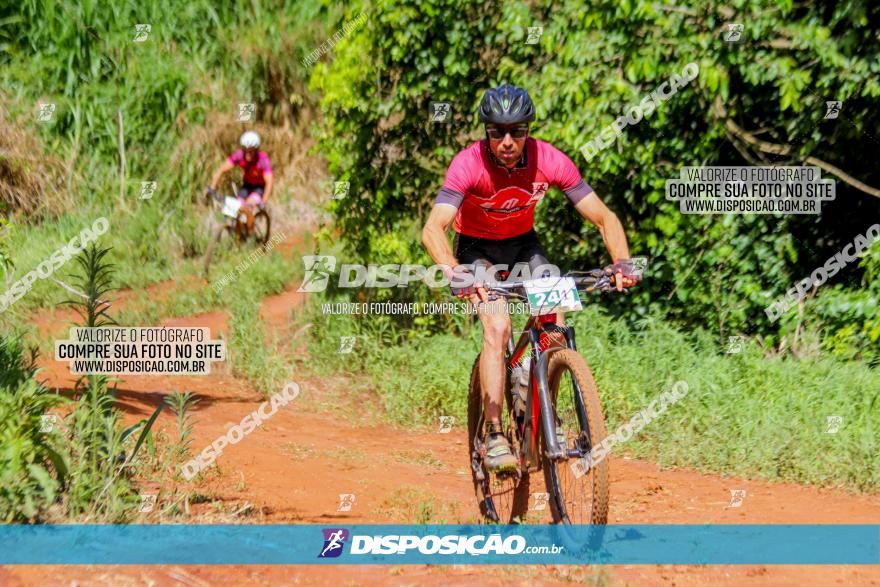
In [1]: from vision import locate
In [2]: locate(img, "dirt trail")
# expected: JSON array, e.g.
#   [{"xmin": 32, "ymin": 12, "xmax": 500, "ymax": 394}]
[{"xmin": 5, "ymin": 242, "xmax": 880, "ymax": 586}]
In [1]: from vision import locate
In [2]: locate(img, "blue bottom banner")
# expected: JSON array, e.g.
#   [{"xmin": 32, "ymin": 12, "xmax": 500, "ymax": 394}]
[{"xmin": 1, "ymin": 524, "xmax": 878, "ymax": 565}]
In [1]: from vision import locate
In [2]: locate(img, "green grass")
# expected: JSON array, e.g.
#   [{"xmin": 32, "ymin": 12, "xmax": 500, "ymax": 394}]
[
  {"xmin": 295, "ymin": 294, "xmax": 478, "ymax": 426},
  {"xmin": 371, "ymin": 486, "xmax": 461, "ymax": 524},
  {"xmin": 0, "ymin": 247, "xmax": 154, "ymax": 523},
  {"xmin": 299, "ymin": 300, "xmax": 880, "ymax": 491},
  {"xmin": 225, "ymin": 251, "xmax": 297, "ymax": 395}
]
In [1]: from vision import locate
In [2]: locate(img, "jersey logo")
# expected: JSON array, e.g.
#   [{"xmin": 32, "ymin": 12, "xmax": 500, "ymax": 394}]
[
  {"xmin": 527, "ymin": 182, "xmax": 549, "ymax": 204},
  {"xmin": 477, "ymin": 186, "xmax": 534, "ymax": 214}
]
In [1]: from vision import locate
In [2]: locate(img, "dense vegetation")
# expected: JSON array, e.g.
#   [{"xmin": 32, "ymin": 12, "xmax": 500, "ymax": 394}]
[
  {"xmin": 304, "ymin": 0, "xmax": 880, "ymax": 489},
  {"xmin": 0, "ymin": 0, "xmax": 327, "ymax": 521},
  {"xmin": 300, "ymin": 297, "xmax": 880, "ymax": 490},
  {"xmin": 313, "ymin": 0, "xmax": 880, "ymax": 362}
]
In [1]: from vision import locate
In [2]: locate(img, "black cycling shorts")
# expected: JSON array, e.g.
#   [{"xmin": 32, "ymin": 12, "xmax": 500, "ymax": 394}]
[
  {"xmin": 453, "ymin": 230, "xmax": 552, "ymax": 278},
  {"xmin": 237, "ymin": 184, "xmax": 265, "ymax": 199}
]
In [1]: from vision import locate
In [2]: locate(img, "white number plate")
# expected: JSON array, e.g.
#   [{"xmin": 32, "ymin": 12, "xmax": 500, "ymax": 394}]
[
  {"xmin": 523, "ymin": 276, "xmax": 582, "ymax": 315},
  {"xmin": 222, "ymin": 197, "xmax": 242, "ymax": 218}
]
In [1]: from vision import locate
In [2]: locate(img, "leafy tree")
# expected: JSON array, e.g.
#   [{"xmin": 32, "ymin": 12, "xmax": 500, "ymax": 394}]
[{"xmin": 313, "ymin": 0, "xmax": 880, "ymax": 345}]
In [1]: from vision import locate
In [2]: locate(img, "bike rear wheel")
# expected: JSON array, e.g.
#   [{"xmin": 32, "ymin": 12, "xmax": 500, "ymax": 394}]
[
  {"xmin": 467, "ymin": 354, "xmax": 531, "ymax": 523},
  {"xmin": 542, "ymin": 349, "xmax": 609, "ymax": 525}
]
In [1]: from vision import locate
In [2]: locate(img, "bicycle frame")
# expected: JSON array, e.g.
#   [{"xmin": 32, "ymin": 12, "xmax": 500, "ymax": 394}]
[
  {"xmin": 213, "ymin": 181, "xmax": 262, "ymax": 237},
  {"xmin": 506, "ymin": 313, "xmax": 591, "ymax": 470}
]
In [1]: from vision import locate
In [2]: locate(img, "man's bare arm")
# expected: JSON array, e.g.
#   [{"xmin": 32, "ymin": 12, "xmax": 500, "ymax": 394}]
[
  {"xmin": 574, "ymin": 192, "xmax": 630, "ymax": 262},
  {"xmin": 421, "ymin": 204, "xmax": 459, "ymax": 268},
  {"xmin": 262, "ymin": 173, "xmax": 274, "ymax": 203},
  {"xmin": 210, "ymin": 160, "xmax": 235, "ymax": 191},
  {"xmin": 422, "ymin": 203, "xmax": 489, "ymax": 303}
]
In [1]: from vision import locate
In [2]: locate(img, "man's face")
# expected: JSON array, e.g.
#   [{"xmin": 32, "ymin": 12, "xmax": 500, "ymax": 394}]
[
  {"xmin": 244, "ymin": 147, "xmax": 258, "ymax": 162},
  {"xmin": 486, "ymin": 124, "xmax": 529, "ymax": 168}
]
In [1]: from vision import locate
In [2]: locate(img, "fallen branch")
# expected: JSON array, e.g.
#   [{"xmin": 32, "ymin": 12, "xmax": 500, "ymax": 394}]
[{"xmin": 713, "ymin": 97, "xmax": 880, "ymax": 199}]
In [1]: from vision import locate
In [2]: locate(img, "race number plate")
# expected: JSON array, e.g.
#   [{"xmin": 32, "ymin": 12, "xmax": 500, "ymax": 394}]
[
  {"xmin": 222, "ymin": 197, "xmax": 242, "ymax": 218},
  {"xmin": 523, "ymin": 276, "xmax": 582, "ymax": 315}
]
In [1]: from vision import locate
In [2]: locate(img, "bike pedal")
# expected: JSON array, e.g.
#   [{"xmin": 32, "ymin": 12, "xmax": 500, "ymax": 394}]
[{"xmin": 471, "ymin": 453, "xmax": 486, "ymax": 482}]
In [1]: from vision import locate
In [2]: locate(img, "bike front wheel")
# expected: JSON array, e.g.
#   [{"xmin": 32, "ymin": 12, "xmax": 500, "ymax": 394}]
[
  {"xmin": 252, "ymin": 208, "xmax": 271, "ymax": 245},
  {"xmin": 542, "ymin": 349, "xmax": 609, "ymax": 525}
]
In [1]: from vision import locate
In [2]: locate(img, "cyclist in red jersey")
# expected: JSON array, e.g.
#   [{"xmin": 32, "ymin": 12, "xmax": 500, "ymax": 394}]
[
  {"xmin": 206, "ymin": 131, "xmax": 274, "ymax": 211},
  {"xmin": 421, "ymin": 83, "xmax": 640, "ymax": 472}
]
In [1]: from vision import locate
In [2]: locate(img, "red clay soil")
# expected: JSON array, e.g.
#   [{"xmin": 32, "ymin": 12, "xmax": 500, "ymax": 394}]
[{"xmin": 5, "ymin": 278, "xmax": 880, "ymax": 585}]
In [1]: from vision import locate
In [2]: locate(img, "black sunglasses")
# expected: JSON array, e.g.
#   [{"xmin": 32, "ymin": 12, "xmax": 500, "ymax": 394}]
[{"xmin": 486, "ymin": 126, "xmax": 529, "ymax": 140}]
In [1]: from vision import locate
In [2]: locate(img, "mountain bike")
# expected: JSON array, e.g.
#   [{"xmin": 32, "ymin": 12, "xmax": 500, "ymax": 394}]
[
  {"xmin": 203, "ymin": 183, "xmax": 271, "ymax": 278},
  {"xmin": 468, "ymin": 269, "xmax": 619, "ymax": 525}
]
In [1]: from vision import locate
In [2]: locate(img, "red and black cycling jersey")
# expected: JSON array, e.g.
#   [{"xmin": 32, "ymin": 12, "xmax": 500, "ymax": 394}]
[{"xmin": 435, "ymin": 138, "xmax": 593, "ymax": 240}]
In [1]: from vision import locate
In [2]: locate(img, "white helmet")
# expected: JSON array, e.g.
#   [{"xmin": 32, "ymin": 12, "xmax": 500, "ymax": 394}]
[{"xmin": 240, "ymin": 131, "xmax": 260, "ymax": 149}]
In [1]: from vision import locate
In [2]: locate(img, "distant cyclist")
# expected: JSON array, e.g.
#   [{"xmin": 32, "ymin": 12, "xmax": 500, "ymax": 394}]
[
  {"xmin": 421, "ymin": 83, "xmax": 640, "ymax": 473},
  {"xmin": 207, "ymin": 131, "xmax": 274, "ymax": 211}
]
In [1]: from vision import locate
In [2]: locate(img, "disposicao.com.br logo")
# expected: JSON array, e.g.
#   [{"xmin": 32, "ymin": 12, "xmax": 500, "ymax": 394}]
[
  {"xmin": 297, "ymin": 255, "xmax": 561, "ymax": 293},
  {"xmin": 318, "ymin": 529, "xmax": 563, "ymax": 557},
  {"xmin": 318, "ymin": 528, "xmax": 349, "ymax": 558}
]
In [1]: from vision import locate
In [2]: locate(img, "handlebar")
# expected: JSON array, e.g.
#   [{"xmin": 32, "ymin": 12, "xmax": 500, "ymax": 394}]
[
  {"xmin": 489, "ymin": 269, "xmax": 613, "ymax": 293},
  {"xmin": 466, "ymin": 269, "xmax": 621, "ymax": 303}
]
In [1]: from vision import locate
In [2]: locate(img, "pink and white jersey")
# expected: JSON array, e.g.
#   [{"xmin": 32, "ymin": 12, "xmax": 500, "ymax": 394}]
[
  {"xmin": 228, "ymin": 149, "xmax": 273, "ymax": 186},
  {"xmin": 435, "ymin": 138, "xmax": 593, "ymax": 239}
]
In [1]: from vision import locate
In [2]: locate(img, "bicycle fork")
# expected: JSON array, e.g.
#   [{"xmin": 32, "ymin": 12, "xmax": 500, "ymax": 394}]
[{"xmin": 524, "ymin": 320, "xmax": 591, "ymax": 463}]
